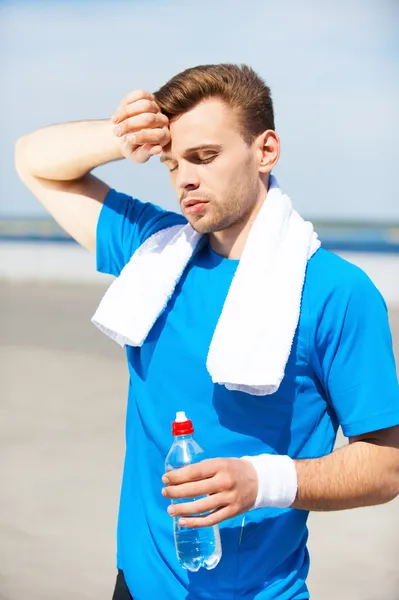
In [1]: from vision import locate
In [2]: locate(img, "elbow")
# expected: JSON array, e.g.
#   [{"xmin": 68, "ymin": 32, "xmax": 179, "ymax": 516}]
[
  {"xmin": 390, "ymin": 452, "xmax": 399, "ymax": 501},
  {"xmin": 391, "ymin": 470, "xmax": 399, "ymax": 501},
  {"xmin": 381, "ymin": 470, "xmax": 399, "ymax": 504},
  {"xmin": 14, "ymin": 134, "xmax": 36, "ymax": 184},
  {"xmin": 14, "ymin": 136, "xmax": 28, "ymax": 181}
]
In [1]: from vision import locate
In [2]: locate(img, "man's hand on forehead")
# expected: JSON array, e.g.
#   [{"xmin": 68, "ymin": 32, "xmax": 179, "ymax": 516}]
[{"xmin": 111, "ymin": 89, "xmax": 171, "ymax": 164}]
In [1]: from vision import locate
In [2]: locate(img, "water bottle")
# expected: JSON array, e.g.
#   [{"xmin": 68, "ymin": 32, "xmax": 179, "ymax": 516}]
[{"xmin": 164, "ymin": 411, "xmax": 222, "ymax": 572}]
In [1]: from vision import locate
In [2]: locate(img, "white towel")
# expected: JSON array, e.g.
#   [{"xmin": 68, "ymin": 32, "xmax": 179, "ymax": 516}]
[{"xmin": 92, "ymin": 175, "xmax": 320, "ymax": 396}]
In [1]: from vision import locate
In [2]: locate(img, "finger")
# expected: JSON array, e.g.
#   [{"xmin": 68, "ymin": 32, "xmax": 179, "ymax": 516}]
[
  {"xmin": 114, "ymin": 113, "xmax": 168, "ymax": 137},
  {"xmin": 132, "ymin": 127, "xmax": 170, "ymax": 147},
  {"xmin": 122, "ymin": 133, "xmax": 138, "ymax": 146},
  {"xmin": 140, "ymin": 143, "xmax": 156, "ymax": 155},
  {"xmin": 168, "ymin": 493, "xmax": 225, "ymax": 517},
  {"xmin": 130, "ymin": 144, "xmax": 154, "ymax": 164},
  {"xmin": 163, "ymin": 476, "xmax": 220, "ymax": 499},
  {"xmin": 163, "ymin": 459, "xmax": 222, "ymax": 486},
  {"xmin": 112, "ymin": 99, "xmax": 165, "ymax": 124},
  {"xmin": 149, "ymin": 145, "xmax": 163, "ymax": 155},
  {"xmin": 118, "ymin": 89, "xmax": 156, "ymax": 107},
  {"xmin": 179, "ymin": 506, "xmax": 234, "ymax": 529},
  {"xmin": 121, "ymin": 134, "xmax": 138, "ymax": 158}
]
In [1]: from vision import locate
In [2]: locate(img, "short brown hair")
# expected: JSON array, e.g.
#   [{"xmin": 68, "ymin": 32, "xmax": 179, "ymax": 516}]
[{"xmin": 154, "ymin": 64, "xmax": 275, "ymax": 145}]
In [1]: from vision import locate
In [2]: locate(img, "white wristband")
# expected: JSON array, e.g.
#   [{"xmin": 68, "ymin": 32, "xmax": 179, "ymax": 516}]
[{"xmin": 240, "ymin": 454, "xmax": 298, "ymax": 509}]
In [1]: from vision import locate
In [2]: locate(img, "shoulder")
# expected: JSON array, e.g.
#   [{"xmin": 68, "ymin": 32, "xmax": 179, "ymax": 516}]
[
  {"xmin": 96, "ymin": 188, "xmax": 187, "ymax": 277},
  {"xmin": 300, "ymin": 247, "xmax": 388, "ymax": 356},
  {"xmin": 101, "ymin": 188, "xmax": 187, "ymax": 244},
  {"xmin": 303, "ymin": 247, "xmax": 386, "ymax": 316},
  {"xmin": 305, "ymin": 250, "xmax": 399, "ymax": 437}
]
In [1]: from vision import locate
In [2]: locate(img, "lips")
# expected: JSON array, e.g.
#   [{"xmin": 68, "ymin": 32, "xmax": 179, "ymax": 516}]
[
  {"xmin": 183, "ymin": 199, "xmax": 208, "ymax": 215},
  {"xmin": 182, "ymin": 198, "xmax": 208, "ymax": 209}
]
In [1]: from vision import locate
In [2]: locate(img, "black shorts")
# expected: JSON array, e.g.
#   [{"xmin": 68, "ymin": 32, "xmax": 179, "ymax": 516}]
[{"xmin": 112, "ymin": 570, "xmax": 134, "ymax": 600}]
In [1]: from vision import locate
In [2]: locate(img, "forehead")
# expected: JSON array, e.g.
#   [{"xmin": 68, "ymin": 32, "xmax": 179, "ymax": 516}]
[{"xmin": 165, "ymin": 98, "xmax": 241, "ymax": 156}]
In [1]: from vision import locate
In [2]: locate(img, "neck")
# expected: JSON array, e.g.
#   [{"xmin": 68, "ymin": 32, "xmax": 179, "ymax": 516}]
[{"xmin": 209, "ymin": 184, "xmax": 268, "ymax": 260}]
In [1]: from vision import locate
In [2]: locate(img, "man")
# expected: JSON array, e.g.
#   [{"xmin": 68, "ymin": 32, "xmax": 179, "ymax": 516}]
[{"xmin": 15, "ymin": 64, "xmax": 399, "ymax": 600}]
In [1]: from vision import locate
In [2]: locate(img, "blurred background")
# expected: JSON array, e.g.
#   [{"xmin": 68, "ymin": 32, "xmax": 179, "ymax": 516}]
[{"xmin": 0, "ymin": 1, "xmax": 398, "ymax": 599}]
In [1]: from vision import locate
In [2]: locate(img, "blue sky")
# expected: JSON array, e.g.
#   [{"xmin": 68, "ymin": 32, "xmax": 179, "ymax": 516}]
[{"xmin": 1, "ymin": 0, "xmax": 398, "ymax": 221}]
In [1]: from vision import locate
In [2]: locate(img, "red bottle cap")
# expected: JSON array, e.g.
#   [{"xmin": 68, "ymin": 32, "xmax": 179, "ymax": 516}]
[{"xmin": 172, "ymin": 411, "xmax": 194, "ymax": 436}]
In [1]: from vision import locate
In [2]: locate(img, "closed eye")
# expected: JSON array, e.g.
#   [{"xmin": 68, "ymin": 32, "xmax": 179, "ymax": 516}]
[
  {"xmin": 190, "ymin": 155, "xmax": 218, "ymax": 165},
  {"xmin": 169, "ymin": 155, "xmax": 218, "ymax": 173}
]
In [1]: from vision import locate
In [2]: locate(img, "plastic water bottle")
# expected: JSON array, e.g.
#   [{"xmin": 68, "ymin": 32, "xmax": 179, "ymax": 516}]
[{"xmin": 164, "ymin": 411, "xmax": 222, "ymax": 572}]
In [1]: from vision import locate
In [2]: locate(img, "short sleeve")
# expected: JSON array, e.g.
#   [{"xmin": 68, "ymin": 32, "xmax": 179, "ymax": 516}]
[
  {"xmin": 96, "ymin": 189, "xmax": 186, "ymax": 277},
  {"xmin": 312, "ymin": 269, "xmax": 399, "ymax": 438}
]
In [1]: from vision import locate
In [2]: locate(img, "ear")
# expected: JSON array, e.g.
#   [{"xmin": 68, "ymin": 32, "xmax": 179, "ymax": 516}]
[{"xmin": 255, "ymin": 130, "xmax": 280, "ymax": 173}]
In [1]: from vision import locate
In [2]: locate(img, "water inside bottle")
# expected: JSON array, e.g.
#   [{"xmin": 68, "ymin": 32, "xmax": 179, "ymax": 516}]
[
  {"xmin": 174, "ymin": 513, "xmax": 222, "ymax": 571},
  {"xmin": 165, "ymin": 416, "xmax": 222, "ymax": 572}
]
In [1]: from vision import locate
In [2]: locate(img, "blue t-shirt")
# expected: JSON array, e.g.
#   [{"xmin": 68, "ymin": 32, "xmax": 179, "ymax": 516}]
[{"xmin": 96, "ymin": 190, "xmax": 399, "ymax": 600}]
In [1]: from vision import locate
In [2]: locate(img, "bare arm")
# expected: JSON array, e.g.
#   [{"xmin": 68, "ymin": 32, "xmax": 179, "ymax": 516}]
[
  {"xmin": 14, "ymin": 120, "xmax": 120, "ymax": 251},
  {"xmin": 160, "ymin": 426, "xmax": 399, "ymax": 528},
  {"xmin": 292, "ymin": 426, "xmax": 399, "ymax": 511},
  {"xmin": 14, "ymin": 91, "xmax": 170, "ymax": 252},
  {"xmin": 15, "ymin": 119, "xmax": 123, "ymax": 182}
]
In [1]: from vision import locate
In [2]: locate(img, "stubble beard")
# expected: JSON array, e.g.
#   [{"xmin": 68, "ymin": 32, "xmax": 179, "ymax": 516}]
[
  {"xmin": 189, "ymin": 183, "xmax": 259, "ymax": 235},
  {"xmin": 187, "ymin": 204, "xmax": 238, "ymax": 234}
]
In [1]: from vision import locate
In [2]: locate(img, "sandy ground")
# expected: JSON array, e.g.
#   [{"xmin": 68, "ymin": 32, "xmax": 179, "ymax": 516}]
[{"xmin": 0, "ymin": 282, "xmax": 398, "ymax": 600}]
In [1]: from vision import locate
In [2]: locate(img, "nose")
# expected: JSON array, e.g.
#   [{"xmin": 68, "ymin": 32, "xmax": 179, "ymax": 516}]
[{"xmin": 175, "ymin": 160, "xmax": 200, "ymax": 192}]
